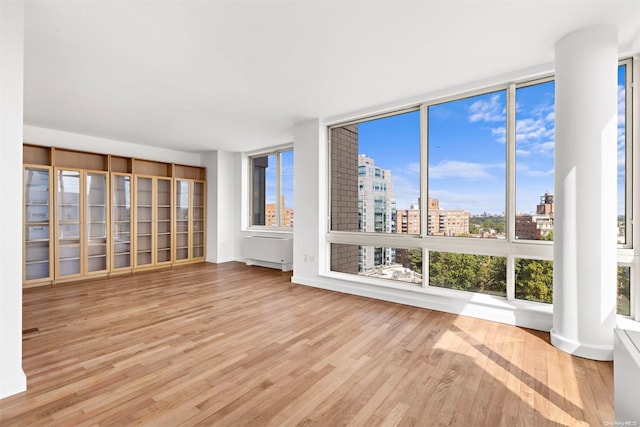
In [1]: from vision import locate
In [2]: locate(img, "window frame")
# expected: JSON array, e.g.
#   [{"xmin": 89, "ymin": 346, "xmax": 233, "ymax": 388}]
[
  {"xmin": 247, "ymin": 145, "xmax": 294, "ymax": 231},
  {"xmin": 326, "ymin": 58, "xmax": 637, "ymax": 319}
]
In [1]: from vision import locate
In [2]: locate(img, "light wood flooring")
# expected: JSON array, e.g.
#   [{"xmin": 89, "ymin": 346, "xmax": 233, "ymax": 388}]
[{"xmin": 0, "ymin": 262, "xmax": 614, "ymax": 426}]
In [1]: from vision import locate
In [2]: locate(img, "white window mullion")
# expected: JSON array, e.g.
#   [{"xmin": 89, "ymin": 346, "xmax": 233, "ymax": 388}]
[
  {"xmin": 420, "ymin": 104, "xmax": 429, "ymax": 239},
  {"xmin": 276, "ymin": 151, "xmax": 282, "ymax": 227},
  {"xmin": 506, "ymin": 83, "xmax": 516, "ymax": 243},
  {"xmin": 506, "ymin": 83, "xmax": 517, "ymax": 300},
  {"xmin": 422, "ymin": 248, "xmax": 429, "ymax": 289},
  {"xmin": 506, "ymin": 255, "xmax": 516, "ymax": 301}
]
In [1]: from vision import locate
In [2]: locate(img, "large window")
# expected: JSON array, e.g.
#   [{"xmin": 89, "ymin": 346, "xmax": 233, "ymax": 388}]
[
  {"xmin": 515, "ymin": 80, "xmax": 555, "ymax": 241},
  {"xmin": 429, "ymin": 251, "xmax": 506, "ymax": 296},
  {"xmin": 428, "ymin": 90, "xmax": 506, "ymax": 237},
  {"xmin": 618, "ymin": 61, "xmax": 632, "ymax": 245},
  {"xmin": 327, "ymin": 60, "xmax": 635, "ymax": 316},
  {"xmin": 330, "ymin": 111, "xmax": 420, "ymax": 235},
  {"xmin": 250, "ymin": 148, "xmax": 293, "ymax": 228}
]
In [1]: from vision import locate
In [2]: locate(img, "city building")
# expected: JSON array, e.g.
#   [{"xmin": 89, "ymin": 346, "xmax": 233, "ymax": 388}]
[
  {"xmin": 265, "ymin": 196, "xmax": 294, "ymax": 227},
  {"xmin": 427, "ymin": 199, "xmax": 470, "ymax": 236},
  {"xmin": 516, "ymin": 193, "xmax": 554, "ymax": 240},
  {"xmin": 395, "ymin": 204, "xmax": 420, "ymax": 235},
  {"xmin": 358, "ymin": 154, "xmax": 396, "ymax": 270},
  {"xmin": 396, "ymin": 199, "xmax": 470, "ymax": 237}
]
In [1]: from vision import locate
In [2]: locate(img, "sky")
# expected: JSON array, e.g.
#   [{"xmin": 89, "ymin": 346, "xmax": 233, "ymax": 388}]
[
  {"xmin": 264, "ymin": 150, "xmax": 294, "ymax": 209},
  {"xmin": 356, "ymin": 66, "xmax": 627, "ymax": 217}
]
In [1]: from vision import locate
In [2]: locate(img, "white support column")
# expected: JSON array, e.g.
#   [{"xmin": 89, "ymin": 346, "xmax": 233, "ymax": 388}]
[
  {"xmin": 203, "ymin": 150, "xmax": 240, "ymax": 264},
  {"xmin": 551, "ymin": 25, "xmax": 619, "ymax": 360},
  {"xmin": 0, "ymin": 0, "xmax": 27, "ymax": 399}
]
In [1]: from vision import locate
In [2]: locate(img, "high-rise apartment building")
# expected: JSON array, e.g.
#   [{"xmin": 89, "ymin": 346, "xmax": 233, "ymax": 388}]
[{"xmin": 358, "ymin": 154, "xmax": 396, "ymax": 270}]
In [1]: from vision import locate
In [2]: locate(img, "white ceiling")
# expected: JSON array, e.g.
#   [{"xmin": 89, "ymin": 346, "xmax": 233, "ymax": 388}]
[{"xmin": 24, "ymin": 1, "xmax": 640, "ymax": 153}]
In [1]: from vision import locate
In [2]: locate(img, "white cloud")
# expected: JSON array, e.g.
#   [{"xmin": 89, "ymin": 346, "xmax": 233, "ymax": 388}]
[
  {"xmin": 429, "ymin": 160, "xmax": 503, "ymax": 180},
  {"xmin": 532, "ymin": 141, "xmax": 554, "ymax": 157},
  {"xmin": 515, "ymin": 96, "xmax": 555, "ymax": 159},
  {"xmin": 491, "ymin": 126, "xmax": 506, "ymax": 144},
  {"xmin": 406, "ymin": 162, "xmax": 421, "ymax": 176},
  {"xmin": 545, "ymin": 111, "xmax": 555, "ymax": 122},
  {"xmin": 530, "ymin": 101, "xmax": 554, "ymax": 118},
  {"xmin": 468, "ymin": 94, "xmax": 505, "ymax": 123},
  {"xmin": 523, "ymin": 168, "xmax": 554, "ymax": 177},
  {"xmin": 618, "ymin": 85, "xmax": 626, "ymax": 126},
  {"xmin": 391, "ymin": 168, "xmax": 421, "ymax": 210}
]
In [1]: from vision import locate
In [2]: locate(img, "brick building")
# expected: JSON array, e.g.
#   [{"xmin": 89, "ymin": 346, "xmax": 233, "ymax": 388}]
[{"xmin": 265, "ymin": 196, "xmax": 294, "ymax": 228}]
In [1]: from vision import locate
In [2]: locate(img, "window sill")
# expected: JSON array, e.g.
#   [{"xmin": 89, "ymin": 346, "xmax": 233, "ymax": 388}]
[
  {"xmin": 617, "ymin": 316, "xmax": 640, "ymax": 332},
  {"xmin": 244, "ymin": 227, "xmax": 293, "ymax": 235}
]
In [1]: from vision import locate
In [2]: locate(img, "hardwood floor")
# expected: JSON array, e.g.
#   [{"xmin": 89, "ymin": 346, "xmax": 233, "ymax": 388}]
[{"xmin": 1, "ymin": 262, "xmax": 613, "ymax": 426}]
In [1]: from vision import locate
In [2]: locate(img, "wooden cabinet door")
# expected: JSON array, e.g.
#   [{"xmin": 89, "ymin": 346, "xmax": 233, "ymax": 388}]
[
  {"xmin": 24, "ymin": 166, "xmax": 53, "ymax": 283},
  {"xmin": 55, "ymin": 169, "xmax": 83, "ymax": 279},
  {"xmin": 112, "ymin": 174, "xmax": 132, "ymax": 271}
]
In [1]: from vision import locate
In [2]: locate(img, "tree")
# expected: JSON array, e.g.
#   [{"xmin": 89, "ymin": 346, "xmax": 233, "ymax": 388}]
[
  {"xmin": 515, "ymin": 259, "xmax": 553, "ymax": 303},
  {"xmin": 408, "ymin": 249, "xmax": 423, "ymax": 274},
  {"xmin": 469, "ymin": 216, "xmax": 506, "ymax": 235},
  {"xmin": 618, "ymin": 266, "xmax": 630, "ymax": 315},
  {"xmin": 429, "ymin": 251, "xmax": 506, "ymax": 295}
]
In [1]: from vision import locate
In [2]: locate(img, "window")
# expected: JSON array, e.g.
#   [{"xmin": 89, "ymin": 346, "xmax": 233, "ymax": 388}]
[
  {"xmin": 515, "ymin": 80, "xmax": 555, "ymax": 241},
  {"xmin": 329, "ymin": 111, "xmax": 421, "ymax": 282},
  {"xmin": 330, "ymin": 110, "xmax": 420, "ymax": 235},
  {"xmin": 515, "ymin": 258, "xmax": 553, "ymax": 303},
  {"xmin": 330, "ymin": 244, "xmax": 423, "ymax": 286},
  {"xmin": 327, "ymin": 59, "xmax": 635, "ymax": 312},
  {"xmin": 618, "ymin": 266, "xmax": 631, "ymax": 316},
  {"xmin": 618, "ymin": 62, "xmax": 631, "ymax": 245},
  {"xmin": 428, "ymin": 90, "xmax": 506, "ymax": 237},
  {"xmin": 250, "ymin": 148, "xmax": 293, "ymax": 228},
  {"xmin": 429, "ymin": 251, "xmax": 506, "ymax": 296}
]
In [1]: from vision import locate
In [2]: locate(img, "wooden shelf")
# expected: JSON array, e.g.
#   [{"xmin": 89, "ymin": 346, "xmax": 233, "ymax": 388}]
[{"xmin": 24, "ymin": 148, "xmax": 206, "ymax": 286}]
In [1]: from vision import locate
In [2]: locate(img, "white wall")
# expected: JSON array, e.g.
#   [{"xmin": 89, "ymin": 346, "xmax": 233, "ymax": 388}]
[
  {"xmin": 203, "ymin": 151, "xmax": 242, "ymax": 263},
  {"xmin": 292, "ymin": 119, "xmax": 324, "ymax": 279},
  {"xmin": 0, "ymin": 0, "xmax": 27, "ymax": 399},
  {"xmin": 24, "ymin": 125, "xmax": 202, "ymax": 166},
  {"xmin": 203, "ymin": 152, "xmax": 219, "ymax": 262}
]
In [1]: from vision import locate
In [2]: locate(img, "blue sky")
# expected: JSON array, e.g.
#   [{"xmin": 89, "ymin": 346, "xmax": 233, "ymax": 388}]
[
  {"xmin": 264, "ymin": 150, "xmax": 294, "ymax": 209},
  {"xmin": 357, "ymin": 66, "xmax": 627, "ymax": 217}
]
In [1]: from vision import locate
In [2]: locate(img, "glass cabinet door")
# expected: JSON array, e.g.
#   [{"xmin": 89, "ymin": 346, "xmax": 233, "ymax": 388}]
[
  {"xmin": 112, "ymin": 174, "xmax": 132, "ymax": 269},
  {"xmin": 156, "ymin": 178, "xmax": 172, "ymax": 264},
  {"xmin": 86, "ymin": 172, "xmax": 108, "ymax": 273},
  {"xmin": 192, "ymin": 181, "xmax": 205, "ymax": 259},
  {"xmin": 175, "ymin": 180, "xmax": 190, "ymax": 261},
  {"xmin": 24, "ymin": 167, "xmax": 51, "ymax": 281},
  {"xmin": 57, "ymin": 169, "xmax": 82, "ymax": 278},
  {"xmin": 135, "ymin": 176, "xmax": 153, "ymax": 267}
]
